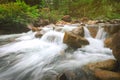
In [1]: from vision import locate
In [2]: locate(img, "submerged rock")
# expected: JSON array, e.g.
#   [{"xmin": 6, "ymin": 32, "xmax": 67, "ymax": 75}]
[{"xmin": 35, "ymin": 31, "xmax": 43, "ymax": 38}]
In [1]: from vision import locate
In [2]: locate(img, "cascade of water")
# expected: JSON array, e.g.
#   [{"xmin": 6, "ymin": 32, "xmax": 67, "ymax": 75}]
[
  {"xmin": 40, "ymin": 31, "xmax": 64, "ymax": 44},
  {"xmin": 0, "ymin": 33, "xmax": 24, "ymax": 40},
  {"xmin": 83, "ymin": 26, "xmax": 92, "ymax": 38},
  {"xmin": 95, "ymin": 26, "xmax": 107, "ymax": 40},
  {"xmin": 15, "ymin": 31, "xmax": 36, "ymax": 40},
  {"xmin": 61, "ymin": 25, "xmax": 78, "ymax": 32},
  {"xmin": 0, "ymin": 26, "xmax": 114, "ymax": 80},
  {"xmin": 0, "ymin": 33, "xmax": 25, "ymax": 45}
]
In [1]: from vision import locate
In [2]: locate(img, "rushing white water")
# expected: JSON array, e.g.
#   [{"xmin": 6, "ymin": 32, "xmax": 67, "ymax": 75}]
[
  {"xmin": 95, "ymin": 26, "xmax": 107, "ymax": 40},
  {"xmin": 61, "ymin": 25, "xmax": 78, "ymax": 32},
  {"xmin": 0, "ymin": 25, "xmax": 114, "ymax": 80},
  {"xmin": 83, "ymin": 26, "xmax": 92, "ymax": 38}
]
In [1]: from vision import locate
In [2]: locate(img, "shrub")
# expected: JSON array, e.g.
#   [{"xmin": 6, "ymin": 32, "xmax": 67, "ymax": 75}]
[{"xmin": 0, "ymin": 0, "xmax": 39, "ymax": 26}]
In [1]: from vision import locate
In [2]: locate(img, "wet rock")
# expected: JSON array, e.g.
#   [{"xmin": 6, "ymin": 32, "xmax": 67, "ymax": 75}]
[
  {"xmin": 94, "ymin": 70, "xmax": 120, "ymax": 80},
  {"xmin": 63, "ymin": 31, "xmax": 89, "ymax": 48},
  {"xmin": 57, "ymin": 69, "xmax": 88, "ymax": 80},
  {"xmin": 85, "ymin": 59, "xmax": 117, "ymax": 71},
  {"xmin": 87, "ymin": 27, "xmax": 99, "ymax": 38},
  {"xmin": 104, "ymin": 37, "xmax": 112, "ymax": 49},
  {"xmin": 61, "ymin": 15, "xmax": 72, "ymax": 22},
  {"xmin": 83, "ymin": 59, "xmax": 120, "ymax": 80},
  {"xmin": 112, "ymin": 31, "xmax": 120, "ymax": 62},
  {"xmin": 31, "ymin": 27, "xmax": 41, "ymax": 32}
]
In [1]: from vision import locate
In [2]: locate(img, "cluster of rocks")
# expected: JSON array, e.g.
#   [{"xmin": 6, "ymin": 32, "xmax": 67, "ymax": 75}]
[
  {"xmin": 82, "ymin": 25, "xmax": 120, "ymax": 80},
  {"xmin": 55, "ymin": 16, "xmax": 120, "ymax": 80},
  {"xmin": 56, "ymin": 25, "xmax": 120, "ymax": 80}
]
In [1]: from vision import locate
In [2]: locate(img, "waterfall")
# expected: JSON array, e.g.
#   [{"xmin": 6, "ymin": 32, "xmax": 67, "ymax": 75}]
[
  {"xmin": 95, "ymin": 26, "xmax": 107, "ymax": 40},
  {"xmin": 61, "ymin": 25, "xmax": 78, "ymax": 32},
  {"xmin": 0, "ymin": 25, "xmax": 114, "ymax": 80},
  {"xmin": 40, "ymin": 31, "xmax": 64, "ymax": 44},
  {"xmin": 83, "ymin": 26, "xmax": 92, "ymax": 38}
]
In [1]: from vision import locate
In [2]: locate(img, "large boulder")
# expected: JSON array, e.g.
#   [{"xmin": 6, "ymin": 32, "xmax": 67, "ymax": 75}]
[
  {"xmin": 83, "ymin": 59, "xmax": 120, "ymax": 80},
  {"xmin": 112, "ymin": 30, "xmax": 120, "ymax": 62},
  {"xmin": 63, "ymin": 31, "xmax": 89, "ymax": 48}
]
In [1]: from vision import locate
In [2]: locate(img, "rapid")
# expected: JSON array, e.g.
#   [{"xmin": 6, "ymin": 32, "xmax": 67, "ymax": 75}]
[{"xmin": 0, "ymin": 25, "xmax": 114, "ymax": 80}]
